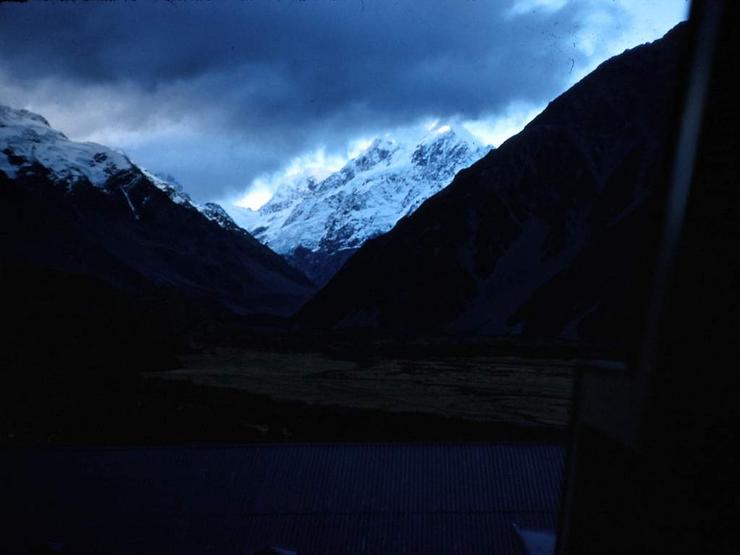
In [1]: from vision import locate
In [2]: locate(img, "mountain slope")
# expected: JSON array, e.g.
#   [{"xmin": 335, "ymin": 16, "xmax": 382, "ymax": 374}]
[
  {"xmin": 139, "ymin": 169, "xmax": 244, "ymax": 233},
  {"xmin": 234, "ymin": 125, "xmax": 490, "ymax": 285},
  {"xmin": 297, "ymin": 23, "xmax": 687, "ymax": 346},
  {"xmin": 0, "ymin": 105, "xmax": 315, "ymax": 317}
]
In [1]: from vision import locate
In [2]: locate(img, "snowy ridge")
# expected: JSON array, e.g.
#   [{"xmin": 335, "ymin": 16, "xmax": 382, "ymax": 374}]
[
  {"xmin": 0, "ymin": 105, "xmax": 133, "ymax": 187},
  {"xmin": 200, "ymin": 202, "xmax": 241, "ymax": 232},
  {"xmin": 233, "ymin": 123, "xmax": 491, "ymax": 258},
  {"xmin": 139, "ymin": 168, "xmax": 241, "ymax": 231},
  {"xmin": 0, "ymin": 105, "xmax": 237, "ymax": 232},
  {"xmin": 139, "ymin": 169, "xmax": 194, "ymax": 206},
  {"xmin": 231, "ymin": 173, "xmax": 321, "ymax": 238}
]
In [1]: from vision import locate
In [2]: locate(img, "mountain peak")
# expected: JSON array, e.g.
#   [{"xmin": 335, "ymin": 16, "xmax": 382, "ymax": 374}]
[
  {"xmin": 422, "ymin": 122, "xmax": 481, "ymax": 147},
  {"xmin": 232, "ymin": 125, "xmax": 490, "ymax": 284},
  {"xmin": 412, "ymin": 123, "xmax": 489, "ymax": 174}
]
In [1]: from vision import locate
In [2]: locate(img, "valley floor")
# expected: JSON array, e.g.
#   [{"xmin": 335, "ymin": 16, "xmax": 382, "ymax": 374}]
[
  {"xmin": 3, "ymin": 338, "xmax": 577, "ymax": 445},
  {"xmin": 149, "ymin": 348, "xmax": 574, "ymax": 431}
]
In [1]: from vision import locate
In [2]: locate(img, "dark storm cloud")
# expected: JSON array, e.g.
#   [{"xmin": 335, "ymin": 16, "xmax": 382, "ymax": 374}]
[{"xmin": 0, "ymin": 0, "xmax": 629, "ymax": 198}]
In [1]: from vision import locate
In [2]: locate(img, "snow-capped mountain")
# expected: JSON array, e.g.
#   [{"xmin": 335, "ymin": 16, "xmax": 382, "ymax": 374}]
[
  {"xmin": 232, "ymin": 124, "xmax": 490, "ymax": 284},
  {"xmin": 0, "ymin": 104, "xmax": 314, "ymax": 316},
  {"xmin": 0, "ymin": 105, "xmax": 133, "ymax": 187},
  {"xmin": 0, "ymin": 106, "xmax": 240, "ymax": 234},
  {"xmin": 298, "ymin": 23, "xmax": 687, "ymax": 347}
]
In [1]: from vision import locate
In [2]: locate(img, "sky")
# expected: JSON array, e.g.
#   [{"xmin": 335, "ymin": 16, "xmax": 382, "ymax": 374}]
[{"xmin": 0, "ymin": 0, "xmax": 689, "ymax": 209}]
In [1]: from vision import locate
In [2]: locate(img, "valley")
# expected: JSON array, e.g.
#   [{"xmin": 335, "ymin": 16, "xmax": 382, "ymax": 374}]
[
  {"xmin": 147, "ymin": 345, "xmax": 575, "ymax": 429},
  {"xmin": 1, "ymin": 337, "xmax": 576, "ymax": 446},
  {"xmin": 0, "ymin": 22, "xmax": 686, "ymax": 447}
]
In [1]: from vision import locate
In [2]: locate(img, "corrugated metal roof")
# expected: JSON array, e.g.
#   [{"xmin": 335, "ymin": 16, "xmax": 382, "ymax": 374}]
[{"xmin": 2, "ymin": 443, "xmax": 564, "ymax": 554}]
